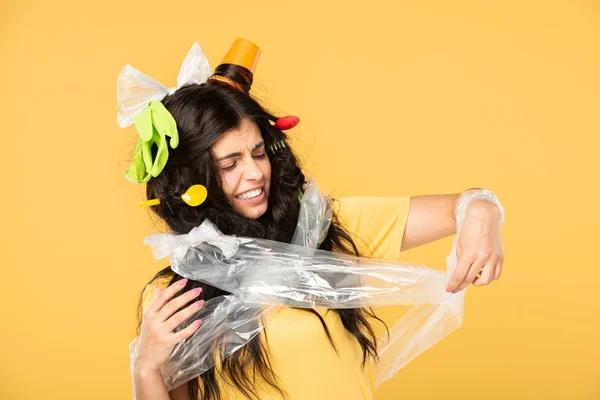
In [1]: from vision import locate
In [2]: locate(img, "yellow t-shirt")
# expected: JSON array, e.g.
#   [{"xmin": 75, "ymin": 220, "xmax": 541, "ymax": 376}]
[{"xmin": 140, "ymin": 195, "xmax": 411, "ymax": 399}]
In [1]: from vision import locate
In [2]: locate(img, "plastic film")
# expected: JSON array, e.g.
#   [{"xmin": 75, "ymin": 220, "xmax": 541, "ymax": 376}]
[{"xmin": 129, "ymin": 180, "xmax": 504, "ymax": 394}]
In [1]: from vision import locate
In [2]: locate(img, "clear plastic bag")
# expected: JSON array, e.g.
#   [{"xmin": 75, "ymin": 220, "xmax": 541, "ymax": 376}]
[{"xmin": 129, "ymin": 180, "xmax": 504, "ymax": 394}]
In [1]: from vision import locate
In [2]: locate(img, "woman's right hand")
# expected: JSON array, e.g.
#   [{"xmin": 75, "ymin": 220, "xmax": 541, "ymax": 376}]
[{"xmin": 134, "ymin": 278, "xmax": 204, "ymax": 374}]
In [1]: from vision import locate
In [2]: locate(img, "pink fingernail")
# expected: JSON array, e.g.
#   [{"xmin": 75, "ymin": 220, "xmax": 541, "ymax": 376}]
[
  {"xmin": 194, "ymin": 300, "xmax": 205, "ymax": 308},
  {"xmin": 191, "ymin": 288, "xmax": 202, "ymax": 295},
  {"xmin": 178, "ymin": 279, "xmax": 188, "ymax": 286},
  {"xmin": 193, "ymin": 319, "xmax": 202, "ymax": 327}
]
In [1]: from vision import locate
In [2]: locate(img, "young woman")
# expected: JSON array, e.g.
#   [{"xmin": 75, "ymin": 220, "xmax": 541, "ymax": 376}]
[{"xmin": 120, "ymin": 39, "xmax": 505, "ymax": 400}]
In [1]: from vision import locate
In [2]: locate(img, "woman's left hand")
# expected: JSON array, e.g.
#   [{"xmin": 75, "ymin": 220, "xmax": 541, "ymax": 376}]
[{"xmin": 445, "ymin": 201, "xmax": 504, "ymax": 293}]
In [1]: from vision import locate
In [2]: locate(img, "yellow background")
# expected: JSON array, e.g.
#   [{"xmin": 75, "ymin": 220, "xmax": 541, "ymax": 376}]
[{"xmin": 1, "ymin": 0, "xmax": 598, "ymax": 399}]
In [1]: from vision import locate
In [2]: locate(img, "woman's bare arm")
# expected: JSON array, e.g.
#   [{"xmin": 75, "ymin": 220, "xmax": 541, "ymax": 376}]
[
  {"xmin": 169, "ymin": 382, "xmax": 190, "ymax": 400},
  {"xmin": 133, "ymin": 367, "xmax": 171, "ymax": 400},
  {"xmin": 134, "ymin": 365, "xmax": 191, "ymax": 399},
  {"xmin": 401, "ymin": 188, "xmax": 498, "ymax": 252}
]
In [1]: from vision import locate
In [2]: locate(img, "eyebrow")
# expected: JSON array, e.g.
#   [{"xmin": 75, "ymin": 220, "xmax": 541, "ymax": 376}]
[{"xmin": 215, "ymin": 142, "xmax": 265, "ymax": 162}]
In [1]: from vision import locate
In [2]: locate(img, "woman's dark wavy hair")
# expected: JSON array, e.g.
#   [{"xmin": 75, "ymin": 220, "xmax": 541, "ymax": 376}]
[{"xmin": 135, "ymin": 64, "xmax": 386, "ymax": 399}]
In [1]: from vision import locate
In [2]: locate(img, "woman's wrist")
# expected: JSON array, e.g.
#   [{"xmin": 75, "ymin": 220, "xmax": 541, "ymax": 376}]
[
  {"xmin": 133, "ymin": 362, "xmax": 170, "ymax": 400},
  {"xmin": 455, "ymin": 189, "xmax": 505, "ymax": 232},
  {"xmin": 134, "ymin": 359, "xmax": 162, "ymax": 379},
  {"xmin": 466, "ymin": 199, "xmax": 501, "ymax": 218}
]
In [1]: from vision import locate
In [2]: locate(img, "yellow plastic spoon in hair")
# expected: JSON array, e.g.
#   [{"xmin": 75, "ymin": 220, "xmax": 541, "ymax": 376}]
[
  {"xmin": 137, "ymin": 184, "xmax": 208, "ymax": 208},
  {"xmin": 181, "ymin": 184, "xmax": 208, "ymax": 206}
]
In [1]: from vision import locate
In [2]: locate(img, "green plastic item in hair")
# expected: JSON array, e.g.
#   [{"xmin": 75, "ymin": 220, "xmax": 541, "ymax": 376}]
[{"xmin": 124, "ymin": 101, "xmax": 179, "ymax": 183}]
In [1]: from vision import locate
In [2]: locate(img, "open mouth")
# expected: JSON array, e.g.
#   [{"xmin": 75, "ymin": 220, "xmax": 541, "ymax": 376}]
[{"xmin": 235, "ymin": 187, "xmax": 264, "ymax": 200}]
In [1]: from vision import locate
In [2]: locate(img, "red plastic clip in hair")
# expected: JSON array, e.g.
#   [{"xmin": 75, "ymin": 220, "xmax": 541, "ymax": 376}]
[{"xmin": 274, "ymin": 116, "xmax": 300, "ymax": 130}]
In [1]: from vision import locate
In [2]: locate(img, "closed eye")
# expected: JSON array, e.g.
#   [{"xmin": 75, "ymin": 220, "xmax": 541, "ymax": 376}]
[
  {"xmin": 221, "ymin": 153, "xmax": 267, "ymax": 172},
  {"xmin": 222, "ymin": 163, "xmax": 236, "ymax": 172}
]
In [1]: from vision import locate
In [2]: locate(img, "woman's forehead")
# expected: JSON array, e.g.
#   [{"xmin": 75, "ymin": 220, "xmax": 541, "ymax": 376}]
[{"xmin": 212, "ymin": 119, "xmax": 263, "ymax": 154}]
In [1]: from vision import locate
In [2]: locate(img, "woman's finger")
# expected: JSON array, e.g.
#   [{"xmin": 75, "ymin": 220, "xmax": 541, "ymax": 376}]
[
  {"xmin": 170, "ymin": 319, "xmax": 203, "ymax": 344},
  {"xmin": 156, "ymin": 287, "xmax": 203, "ymax": 323},
  {"xmin": 163, "ymin": 299, "xmax": 205, "ymax": 333},
  {"xmin": 145, "ymin": 279, "xmax": 188, "ymax": 317},
  {"xmin": 454, "ymin": 257, "xmax": 486, "ymax": 292},
  {"xmin": 446, "ymin": 251, "xmax": 474, "ymax": 292},
  {"xmin": 472, "ymin": 261, "xmax": 496, "ymax": 286},
  {"xmin": 494, "ymin": 260, "xmax": 503, "ymax": 280}
]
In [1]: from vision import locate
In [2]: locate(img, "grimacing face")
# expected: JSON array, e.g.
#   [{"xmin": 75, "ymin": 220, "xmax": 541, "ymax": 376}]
[{"xmin": 211, "ymin": 118, "xmax": 272, "ymax": 220}]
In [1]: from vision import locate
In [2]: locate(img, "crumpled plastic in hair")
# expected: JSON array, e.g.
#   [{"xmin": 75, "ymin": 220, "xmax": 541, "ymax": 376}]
[
  {"xmin": 117, "ymin": 42, "xmax": 216, "ymax": 184},
  {"xmin": 129, "ymin": 180, "xmax": 504, "ymax": 395},
  {"xmin": 117, "ymin": 42, "xmax": 213, "ymax": 129}
]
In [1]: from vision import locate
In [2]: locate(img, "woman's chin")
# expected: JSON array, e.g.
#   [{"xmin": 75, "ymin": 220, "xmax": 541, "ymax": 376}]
[
  {"xmin": 235, "ymin": 198, "xmax": 268, "ymax": 220},
  {"xmin": 244, "ymin": 203, "xmax": 268, "ymax": 220}
]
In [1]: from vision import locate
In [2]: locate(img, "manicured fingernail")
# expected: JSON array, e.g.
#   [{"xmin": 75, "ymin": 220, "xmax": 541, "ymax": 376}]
[
  {"xmin": 194, "ymin": 300, "xmax": 205, "ymax": 308},
  {"xmin": 193, "ymin": 319, "xmax": 202, "ymax": 327},
  {"xmin": 191, "ymin": 288, "xmax": 202, "ymax": 295},
  {"xmin": 178, "ymin": 279, "xmax": 188, "ymax": 286}
]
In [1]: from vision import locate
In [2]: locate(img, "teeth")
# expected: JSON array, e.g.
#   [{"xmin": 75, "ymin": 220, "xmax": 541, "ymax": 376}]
[{"xmin": 236, "ymin": 188, "xmax": 263, "ymax": 200}]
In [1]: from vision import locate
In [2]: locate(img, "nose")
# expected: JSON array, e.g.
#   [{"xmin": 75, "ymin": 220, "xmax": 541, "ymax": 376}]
[{"xmin": 242, "ymin": 155, "xmax": 264, "ymax": 181}]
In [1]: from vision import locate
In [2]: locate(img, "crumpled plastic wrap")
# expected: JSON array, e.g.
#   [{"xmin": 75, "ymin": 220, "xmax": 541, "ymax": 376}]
[{"xmin": 129, "ymin": 180, "xmax": 504, "ymax": 395}]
